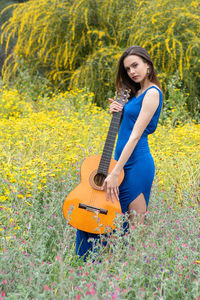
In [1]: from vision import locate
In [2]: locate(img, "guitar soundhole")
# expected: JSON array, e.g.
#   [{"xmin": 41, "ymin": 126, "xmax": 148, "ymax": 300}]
[{"xmin": 94, "ymin": 173, "xmax": 106, "ymax": 187}]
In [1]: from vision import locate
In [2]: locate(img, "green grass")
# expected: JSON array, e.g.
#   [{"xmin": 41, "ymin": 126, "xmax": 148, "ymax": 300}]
[{"xmin": 1, "ymin": 172, "xmax": 199, "ymax": 299}]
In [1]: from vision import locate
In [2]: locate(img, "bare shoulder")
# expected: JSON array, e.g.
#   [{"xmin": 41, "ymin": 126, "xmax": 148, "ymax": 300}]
[
  {"xmin": 143, "ymin": 88, "xmax": 160, "ymax": 110},
  {"xmin": 146, "ymin": 87, "xmax": 160, "ymax": 97}
]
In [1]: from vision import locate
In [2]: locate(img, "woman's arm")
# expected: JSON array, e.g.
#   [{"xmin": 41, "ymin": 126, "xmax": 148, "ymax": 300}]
[{"xmin": 102, "ymin": 88, "xmax": 160, "ymax": 201}]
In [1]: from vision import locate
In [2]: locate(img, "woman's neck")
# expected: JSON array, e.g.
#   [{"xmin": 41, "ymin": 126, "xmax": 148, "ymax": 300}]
[{"xmin": 139, "ymin": 78, "xmax": 153, "ymax": 92}]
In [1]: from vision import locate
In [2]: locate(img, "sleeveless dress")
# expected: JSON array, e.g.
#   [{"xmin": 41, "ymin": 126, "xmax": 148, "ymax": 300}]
[
  {"xmin": 76, "ymin": 86, "xmax": 163, "ymax": 259},
  {"xmin": 114, "ymin": 85, "xmax": 163, "ymax": 213}
]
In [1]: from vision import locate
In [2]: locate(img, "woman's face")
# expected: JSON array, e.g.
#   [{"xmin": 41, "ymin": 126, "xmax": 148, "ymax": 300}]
[{"xmin": 123, "ymin": 55, "xmax": 149, "ymax": 84}]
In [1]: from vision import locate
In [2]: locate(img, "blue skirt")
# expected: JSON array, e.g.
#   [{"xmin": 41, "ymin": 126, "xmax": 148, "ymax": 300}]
[{"xmin": 119, "ymin": 152, "xmax": 155, "ymax": 213}]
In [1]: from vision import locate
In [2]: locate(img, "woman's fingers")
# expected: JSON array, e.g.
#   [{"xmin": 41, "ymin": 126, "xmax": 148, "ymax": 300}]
[
  {"xmin": 105, "ymin": 186, "xmax": 119, "ymax": 202},
  {"xmin": 114, "ymin": 187, "xmax": 119, "ymax": 201},
  {"xmin": 108, "ymin": 98, "xmax": 123, "ymax": 113},
  {"xmin": 111, "ymin": 102, "xmax": 123, "ymax": 109},
  {"xmin": 110, "ymin": 101, "xmax": 123, "ymax": 113},
  {"xmin": 107, "ymin": 187, "xmax": 114, "ymax": 203},
  {"xmin": 102, "ymin": 174, "xmax": 119, "ymax": 202}
]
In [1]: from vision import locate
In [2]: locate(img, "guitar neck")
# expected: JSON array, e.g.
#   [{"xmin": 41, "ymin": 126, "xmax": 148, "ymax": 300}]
[{"xmin": 97, "ymin": 111, "xmax": 122, "ymax": 176}]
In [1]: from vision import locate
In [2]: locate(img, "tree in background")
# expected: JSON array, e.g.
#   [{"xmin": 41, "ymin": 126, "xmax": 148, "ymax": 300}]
[
  {"xmin": 0, "ymin": 0, "xmax": 199, "ymax": 117},
  {"xmin": 0, "ymin": 0, "xmax": 29, "ymax": 72},
  {"xmin": 0, "ymin": 0, "xmax": 15, "ymax": 73}
]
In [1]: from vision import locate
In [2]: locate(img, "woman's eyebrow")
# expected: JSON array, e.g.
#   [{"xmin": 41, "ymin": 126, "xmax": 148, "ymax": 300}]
[{"xmin": 125, "ymin": 62, "xmax": 137, "ymax": 69}]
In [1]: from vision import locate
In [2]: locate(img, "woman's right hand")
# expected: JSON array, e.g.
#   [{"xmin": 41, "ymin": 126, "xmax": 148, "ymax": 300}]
[{"xmin": 109, "ymin": 98, "xmax": 123, "ymax": 114}]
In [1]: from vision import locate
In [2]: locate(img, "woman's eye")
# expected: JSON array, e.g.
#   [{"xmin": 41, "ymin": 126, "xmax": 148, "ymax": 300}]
[{"xmin": 126, "ymin": 64, "xmax": 137, "ymax": 72}]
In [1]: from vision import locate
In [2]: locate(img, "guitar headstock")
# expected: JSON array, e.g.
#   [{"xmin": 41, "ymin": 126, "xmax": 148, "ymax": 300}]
[{"xmin": 115, "ymin": 87, "xmax": 131, "ymax": 108}]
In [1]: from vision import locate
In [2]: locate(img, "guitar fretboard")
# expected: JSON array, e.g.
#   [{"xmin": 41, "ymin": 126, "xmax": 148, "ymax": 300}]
[{"xmin": 97, "ymin": 111, "xmax": 122, "ymax": 176}]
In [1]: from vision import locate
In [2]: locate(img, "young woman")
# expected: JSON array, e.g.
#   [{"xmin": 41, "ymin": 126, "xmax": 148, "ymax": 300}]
[{"xmin": 76, "ymin": 45, "xmax": 163, "ymax": 259}]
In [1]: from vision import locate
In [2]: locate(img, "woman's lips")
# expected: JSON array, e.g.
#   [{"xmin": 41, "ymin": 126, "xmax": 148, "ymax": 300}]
[{"xmin": 132, "ymin": 76, "xmax": 139, "ymax": 79}]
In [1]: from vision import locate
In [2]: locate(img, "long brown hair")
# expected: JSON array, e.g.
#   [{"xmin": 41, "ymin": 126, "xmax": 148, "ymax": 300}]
[{"xmin": 116, "ymin": 46, "xmax": 162, "ymax": 97}]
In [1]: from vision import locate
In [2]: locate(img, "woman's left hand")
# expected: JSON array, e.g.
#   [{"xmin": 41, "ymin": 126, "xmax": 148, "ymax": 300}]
[{"xmin": 102, "ymin": 172, "xmax": 119, "ymax": 202}]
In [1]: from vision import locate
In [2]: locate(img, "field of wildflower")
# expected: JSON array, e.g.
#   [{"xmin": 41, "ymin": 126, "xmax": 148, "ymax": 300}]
[{"xmin": 0, "ymin": 87, "xmax": 199, "ymax": 299}]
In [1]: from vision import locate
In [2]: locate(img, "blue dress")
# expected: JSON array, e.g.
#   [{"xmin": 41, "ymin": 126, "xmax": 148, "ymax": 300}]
[
  {"xmin": 76, "ymin": 86, "xmax": 163, "ymax": 259},
  {"xmin": 114, "ymin": 85, "xmax": 163, "ymax": 213}
]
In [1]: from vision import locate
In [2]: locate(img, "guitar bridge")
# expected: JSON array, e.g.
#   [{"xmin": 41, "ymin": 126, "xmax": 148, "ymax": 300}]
[{"xmin": 79, "ymin": 203, "xmax": 108, "ymax": 215}]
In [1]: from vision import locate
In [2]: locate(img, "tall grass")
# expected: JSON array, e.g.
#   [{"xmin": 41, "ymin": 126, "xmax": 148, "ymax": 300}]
[{"xmin": 1, "ymin": 173, "xmax": 199, "ymax": 299}]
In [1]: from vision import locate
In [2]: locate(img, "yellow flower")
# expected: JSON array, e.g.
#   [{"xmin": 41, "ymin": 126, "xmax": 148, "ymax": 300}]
[{"xmin": 0, "ymin": 196, "xmax": 7, "ymax": 201}]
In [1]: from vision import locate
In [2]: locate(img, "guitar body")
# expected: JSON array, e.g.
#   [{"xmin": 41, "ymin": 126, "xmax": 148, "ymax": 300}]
[{"xmin": 63, "ymin": 155, "xmax": 124, "ymax": 234}]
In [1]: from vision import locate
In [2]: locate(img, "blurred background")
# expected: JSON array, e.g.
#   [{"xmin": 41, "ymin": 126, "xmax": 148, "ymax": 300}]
[{"xmin": 0, "ymin": 0, "xmax": 199, "ymax": 123}]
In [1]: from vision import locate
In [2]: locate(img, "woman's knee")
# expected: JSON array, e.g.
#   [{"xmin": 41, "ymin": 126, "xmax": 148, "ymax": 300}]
[
  {"xmin": 128, "ymin": 193, "xmax": 147, "ymax": 224},
  {"xmin": 128, "ymin": 193, "xmax": 147, "ymax": 214}
]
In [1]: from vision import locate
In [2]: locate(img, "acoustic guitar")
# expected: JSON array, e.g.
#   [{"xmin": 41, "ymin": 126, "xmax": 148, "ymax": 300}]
[{"xmin": 63, "ymin": 88, "xmax": 130, "ymax": 234}]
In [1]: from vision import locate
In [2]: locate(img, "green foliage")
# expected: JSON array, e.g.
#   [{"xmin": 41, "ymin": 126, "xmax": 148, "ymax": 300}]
[
  {"xmin": 0, "ymin": 0, "xmax": 200, "ymax": 116},
  {"xmin": 70, "ymin": 47, "xmax": 121, "ymax": 107},
  {"xmin": 0, "ymin": 1, "xmax": 15, "ymax": 21},
  {"xmin": 1, "ymin": 181, "xmax": 199, "ymax": 298},
  {"xmin": 12, "ymin": 59, "xmax": 52, "ymax": 101},
  {"xmin": 160, "ymin": 73, "xmax": 192, "ymax": 126}
]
